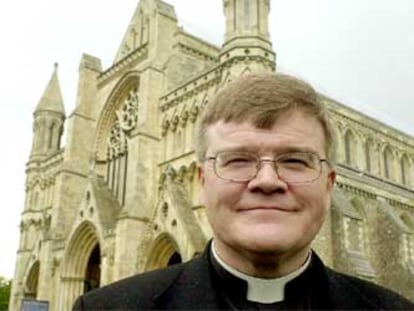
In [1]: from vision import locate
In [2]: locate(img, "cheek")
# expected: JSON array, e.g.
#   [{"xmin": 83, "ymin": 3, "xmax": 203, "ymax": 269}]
[
  {"xmin": 202, "ymin": 176, "xmax": 244, "ymax": 211},
  {"xmin": 293, "ymin": 184, "xmax": 330, "ymax": 216}
]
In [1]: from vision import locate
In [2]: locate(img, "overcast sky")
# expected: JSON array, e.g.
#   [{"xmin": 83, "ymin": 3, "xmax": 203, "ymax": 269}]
[{"xmin": 0, "ymin": 0, "xmax": 413, "ymax": 279}]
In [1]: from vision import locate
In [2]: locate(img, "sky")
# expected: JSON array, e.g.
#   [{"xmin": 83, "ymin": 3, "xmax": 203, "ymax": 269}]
[{"xmin": 0, "ymin": 0, "xmax": 413, "ymax": 279}]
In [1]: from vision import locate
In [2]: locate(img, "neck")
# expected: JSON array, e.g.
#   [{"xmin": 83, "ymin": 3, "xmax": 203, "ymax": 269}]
[
  {"xmin": 211, "ymin": 243, "xmax": 312, "ymax": 303},
  {"xmin": 213, "ymin": 239, "xmax": 311, "ymax": 278}
]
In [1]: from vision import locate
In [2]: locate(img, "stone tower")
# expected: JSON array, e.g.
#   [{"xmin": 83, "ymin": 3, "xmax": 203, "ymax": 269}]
[
  {"xmin": 220, "ymin": 0, "xmax": 275, "ymax": 78},
  {"xmin": 13, "ymin": 64, "xmax": 65, "ymax": 304}
]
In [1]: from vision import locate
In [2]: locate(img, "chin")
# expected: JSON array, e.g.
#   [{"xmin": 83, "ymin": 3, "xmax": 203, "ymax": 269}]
[
  {"xmin": 240, "ymin": 235, "xmax": 291, "ymax": 255},
  {"xmin": 238, "ymin": 226, "xmax": 304, "ymax": 254}
]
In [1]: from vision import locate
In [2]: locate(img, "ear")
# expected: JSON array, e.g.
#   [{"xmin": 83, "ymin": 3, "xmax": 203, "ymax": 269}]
[
  {"xmin": 326, "ymin": 167, "xmax": 336, "ymax": 191},
  {"xmin": 324, "ymin": 167, "xmax": 336, "ymax": 212},
  {"xmin": 198, "ymin": 165, "xmax": 205, "ymax": 205},
  {"xmin": 198, "ymin": 165, "xmax": 205, "ymax": 184}
]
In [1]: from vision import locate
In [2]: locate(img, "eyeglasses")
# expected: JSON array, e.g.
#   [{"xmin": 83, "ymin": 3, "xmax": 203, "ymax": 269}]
[{"xmin": 205, "ymin": 151, "xmax": 329, "ymax": 184}]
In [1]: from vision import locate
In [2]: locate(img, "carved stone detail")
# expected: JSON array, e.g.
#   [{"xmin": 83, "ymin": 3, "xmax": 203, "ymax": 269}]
[{"xmin": 107, "ymin": 88, "xmax": 139, "ymax": 159}]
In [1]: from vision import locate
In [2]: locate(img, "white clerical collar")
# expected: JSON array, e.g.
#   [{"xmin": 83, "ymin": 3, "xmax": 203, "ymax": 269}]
[{"xmin": 211, "ymin": 241, "xmax": 311, "ymax": 303}]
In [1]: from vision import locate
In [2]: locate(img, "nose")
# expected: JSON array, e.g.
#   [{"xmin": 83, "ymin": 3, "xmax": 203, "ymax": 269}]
[{"xmin": 247, "ymin": 160, "xmax": 288, "ymax": 194}]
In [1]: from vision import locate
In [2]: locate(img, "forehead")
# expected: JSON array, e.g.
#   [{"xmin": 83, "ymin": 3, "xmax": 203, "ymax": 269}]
[{"xmin": 205, "ymin": 110, "xmax": 326, "ymax": 155}]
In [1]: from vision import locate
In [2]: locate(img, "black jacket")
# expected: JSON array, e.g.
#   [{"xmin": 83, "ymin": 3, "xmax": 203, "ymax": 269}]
[{"xmin": 73, "ymin": 246, "xmax": 414, "ymax": 310}]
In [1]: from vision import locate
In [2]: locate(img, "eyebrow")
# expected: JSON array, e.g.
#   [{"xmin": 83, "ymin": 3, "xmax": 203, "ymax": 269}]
[{"xmin": 213, "ymin": 145, "xmax": 320, "ymax": 155}]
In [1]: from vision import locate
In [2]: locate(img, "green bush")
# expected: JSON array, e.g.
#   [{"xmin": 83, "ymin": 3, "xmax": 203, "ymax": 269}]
[{"xmin": 0, "ymin": 276, "xmax": 11, "ymax": 311}]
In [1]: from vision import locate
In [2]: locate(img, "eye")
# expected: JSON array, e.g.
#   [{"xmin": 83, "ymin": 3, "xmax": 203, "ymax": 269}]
[
  {"xmin": 219, "ymin": 153, "xmax": 255, "ymax": 167},
  {"xmin": 282, "ymin": 157, "xmax": 307, "ymax": 165},
  {"xmin": 278, "ymin": 153, "xmax": 316, "ymax": 168}
]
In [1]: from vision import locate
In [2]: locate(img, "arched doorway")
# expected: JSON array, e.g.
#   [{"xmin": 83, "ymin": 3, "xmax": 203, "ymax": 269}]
[
  {"xmin": 25, "ymin": 261, "xmax": 40, "ymax": 299},
  {"xmin": 167, "ymin": 252, "xmax": 182, "ymax": 266},
  {"xmin": 146, "ymin": 233, "xmax": 182, "ymax": 270},
  {"xmin": 83, "ymin": 244, "xmax": 101, "ymax": 293},
  {"xmin": 59, "ymin": 222, "xmax": 101, "ymax": 308}
]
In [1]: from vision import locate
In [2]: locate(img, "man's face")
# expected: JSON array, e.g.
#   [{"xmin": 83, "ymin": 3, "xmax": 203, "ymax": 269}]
[{"xmin": 199, "ymin": 109, "xmax": 336, "ymax": 261}]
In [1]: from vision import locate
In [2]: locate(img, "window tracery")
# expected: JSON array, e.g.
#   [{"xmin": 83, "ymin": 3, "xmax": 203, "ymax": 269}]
[{"xmin": 106, "ymin": 88, "xmax": 139, "ymax": 205}]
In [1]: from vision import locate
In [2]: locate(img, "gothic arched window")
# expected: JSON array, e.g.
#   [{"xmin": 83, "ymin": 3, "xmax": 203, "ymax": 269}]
[
  {"xmin": 400, "ymin": 213, "xmax": 414, "ymax": 271},
  {"xmin": 106, "ymin": 88, "xmax": 139, "ymax": 206},
  {"xmin": 344, "ymin": 130, "xmax": 356, "ymax": 166},
  {"xmin": 400, "ymin": 154, "xmax": 410, "ymax": 185},
  {"xmin": 383, "ymin": 146, "xmax": 393, "ymax": 179},
  {"xmin": 364, "ymin": 139, "xmax": 374, "ymax": 173}
]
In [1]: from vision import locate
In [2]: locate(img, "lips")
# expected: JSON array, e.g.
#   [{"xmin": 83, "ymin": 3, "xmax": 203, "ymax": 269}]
[{"xmin": 238, "ymin": 206, "xmax": 295, "ymax": 212}]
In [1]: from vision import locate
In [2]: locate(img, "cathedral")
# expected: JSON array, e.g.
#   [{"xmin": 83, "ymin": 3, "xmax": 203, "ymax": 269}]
[{"xmin": 9, "ymin": 0, "xmax": 414, "ymax": 310}]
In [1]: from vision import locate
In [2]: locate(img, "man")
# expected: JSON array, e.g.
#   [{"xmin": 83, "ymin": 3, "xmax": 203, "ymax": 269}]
[{"xmin": 73, "ymin": 74, "xmax": 414, "ymax": 310}]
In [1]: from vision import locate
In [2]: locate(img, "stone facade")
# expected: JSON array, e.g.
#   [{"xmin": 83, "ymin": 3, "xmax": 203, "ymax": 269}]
[{"xmin": 9, "ymin": 0, "xmax": 414, "ymax": 310}]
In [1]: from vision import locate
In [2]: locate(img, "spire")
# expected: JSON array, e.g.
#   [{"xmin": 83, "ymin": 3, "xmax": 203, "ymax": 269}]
[
  {"xmin": 35, "ymin": 63, "xmax": 65, "ymax": 115},
  {"xmin": 30, "ymin": 63, "xmax": 66, "ymax": 161}
]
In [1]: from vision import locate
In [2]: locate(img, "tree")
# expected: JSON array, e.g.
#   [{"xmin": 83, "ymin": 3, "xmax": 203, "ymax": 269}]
[{"xmin": 0, "ymin": 276, "xmax": 11, "ymax": 311}]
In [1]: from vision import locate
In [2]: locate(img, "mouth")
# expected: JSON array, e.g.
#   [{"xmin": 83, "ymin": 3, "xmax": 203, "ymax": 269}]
[{"xmin": 239, "ymin": 206, "xmax": 294, "ymax": 212}]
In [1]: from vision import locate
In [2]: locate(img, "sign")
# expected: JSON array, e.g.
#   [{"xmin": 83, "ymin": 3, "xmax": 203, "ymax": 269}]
[{"xmin": 21, "ymin": 299, "xmax": 49, "ymax": 311}]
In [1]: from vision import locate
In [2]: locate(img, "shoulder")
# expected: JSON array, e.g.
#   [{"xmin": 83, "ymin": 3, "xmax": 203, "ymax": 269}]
[
  {"xmin": 326, "ymin": 267, "xmax": 414, "ymax": 310},
  {"xmin": 73, "ymin": 262, "xmax": 187, "ymax": 310}
]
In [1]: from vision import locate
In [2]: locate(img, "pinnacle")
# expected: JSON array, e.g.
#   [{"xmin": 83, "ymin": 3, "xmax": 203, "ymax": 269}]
[{"xmin": 35, "ymin": 63, "xmax": 65, "ymax": 115}]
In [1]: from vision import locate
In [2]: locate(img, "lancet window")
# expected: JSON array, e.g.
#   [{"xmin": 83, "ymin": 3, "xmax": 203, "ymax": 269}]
[
  {"xmin": 400, "ymin": 214, "xmax": 414, "ymax": 271},
  {"xmin": 48, "ymin": 122, "xmax": 55, "ymax": 149},
  {"xmin": 402, "ymin": 233, "xmax": 414, "ymax": 271},
  {"xmin": 244, "ymin": 0, "xmax": 250, "ymax": 29},
  {"xmin": 344, "ymin": 130, "xmax": 356, "ymax": 166},
  {"xmin": 400, "ymin": 155, "xmax": 410, "ymax": 185},
  {"xmin": 343, "ymin": 216, "xmax": 365, "ymax": 253},
  {"xmin": 365, "ymin": 140, "xmax": 373, "ymax": 173},
  {"xmin": 383, "ymin": 147, "xmax": 393, "ymax": 180}
]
